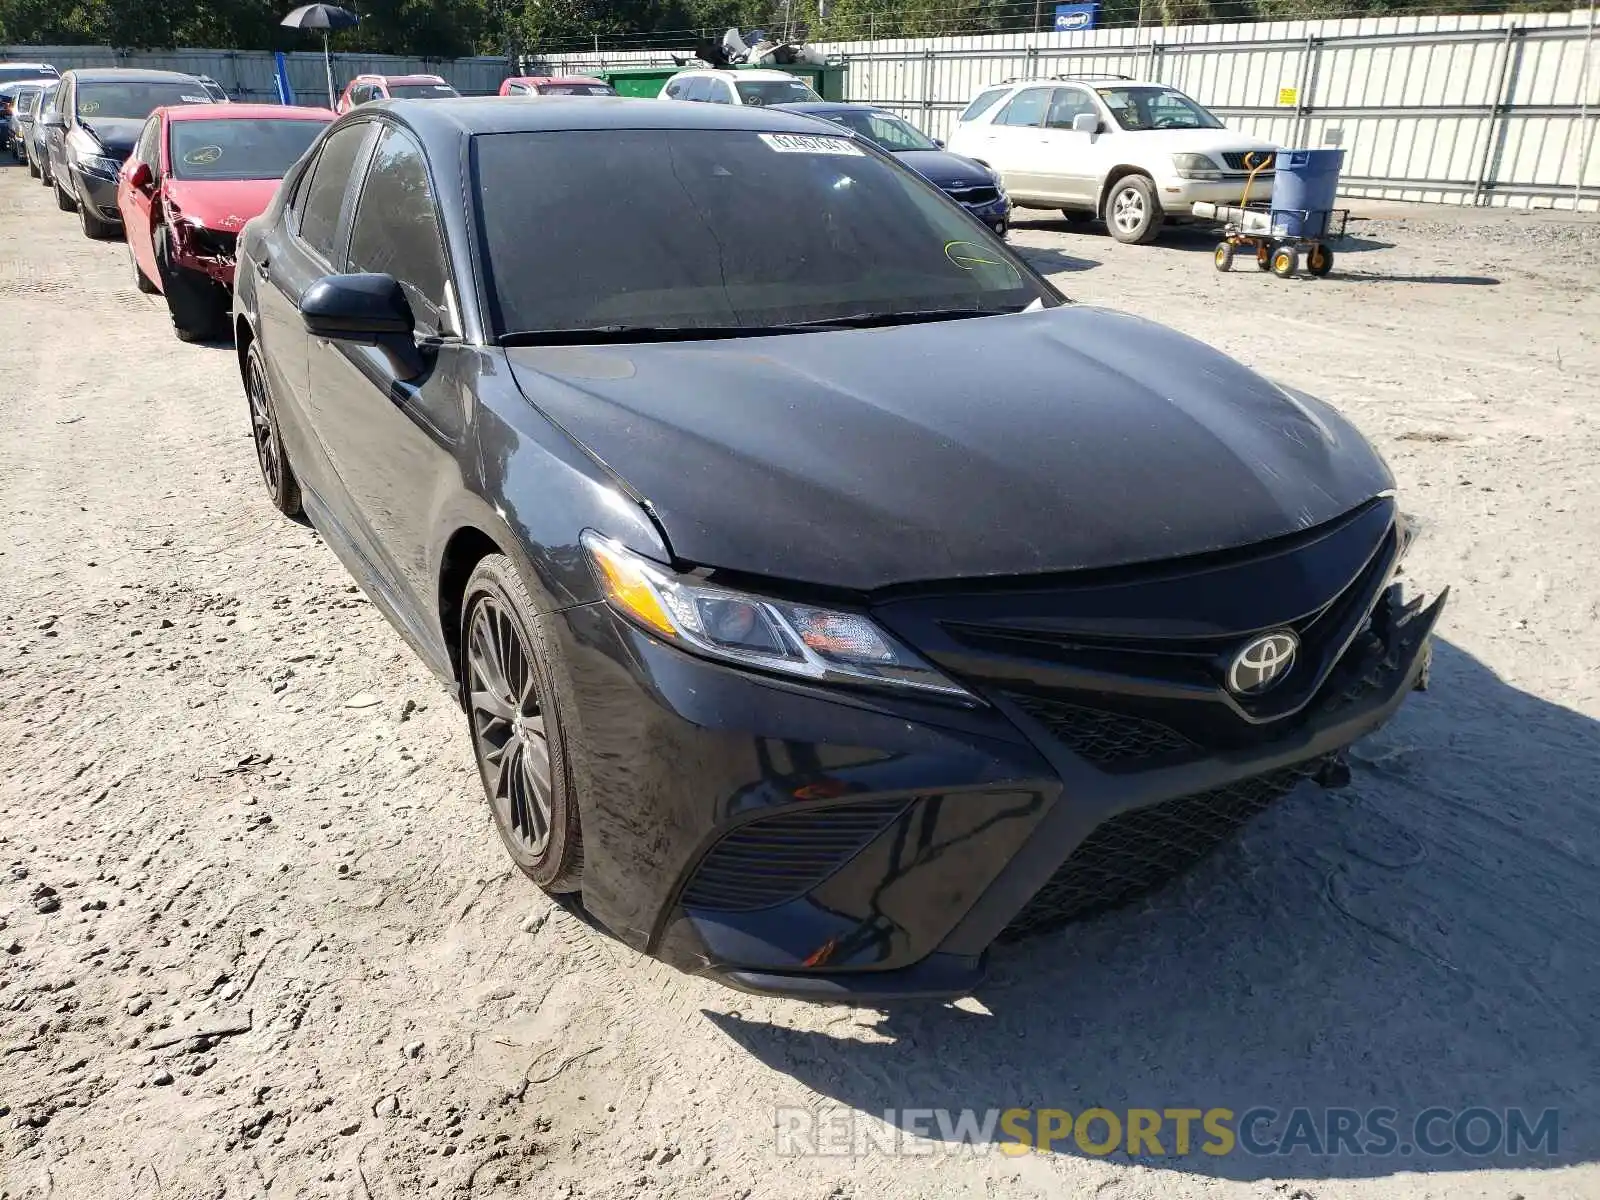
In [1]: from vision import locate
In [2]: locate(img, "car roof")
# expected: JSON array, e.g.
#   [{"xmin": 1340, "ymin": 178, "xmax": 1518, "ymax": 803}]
[
  {"xmin": 0, "ymin": 79, "xmax": 54, "ymax": 94},
  {"xmin": 163, "ymin": 103, "xmax": 334, "ymax": 121},
  {"xmin": 66, "ymin": 69, "xmax": 205, "ymax": 83},
  {"xmin": 671, "ymin": 68, "xmax": 804, "ymax": 82},
  {"xmin": 1003, "ymin": 76, "xmax": 1164, "ymax": 89},
  {"xmin": 507, "ymin": 75, "xmax": 607, "ymax": 86},
  {"xmin": 359, "ymin": 74, "xmax": 449, "ymax": 85},
  {"xmin": 780, "ymin": 102, "xmax": 891, "ymax": 116},
  {"xmin": 372, "ymin": 95, "xmax": 841, "ymax": 137}
]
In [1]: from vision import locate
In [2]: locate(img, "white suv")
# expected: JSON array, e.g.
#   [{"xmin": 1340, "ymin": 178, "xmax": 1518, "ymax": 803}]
[
  {"xmin": 660, "ymin": 68, "xmax": 821, "ymax": 107},
  {"xmin": 946, "ymin": 76, "xmax": 1278, "ymax": 244}
]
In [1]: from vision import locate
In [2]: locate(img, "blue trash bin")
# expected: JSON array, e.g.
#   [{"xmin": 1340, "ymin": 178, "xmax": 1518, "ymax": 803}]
[{"xmin": 1270, "ymin": 149, "xmax": 1345, "ymax": 239}]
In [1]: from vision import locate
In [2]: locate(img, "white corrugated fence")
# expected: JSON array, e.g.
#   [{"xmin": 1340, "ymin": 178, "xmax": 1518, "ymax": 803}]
[{"xmin": 8, "ymin": 8, "xmax": 1598, "ymax": 210}]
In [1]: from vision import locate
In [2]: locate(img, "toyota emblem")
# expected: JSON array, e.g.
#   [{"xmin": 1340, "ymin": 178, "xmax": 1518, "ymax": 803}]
[{"xmin": 1227, "ymin": 631, "xmax": 1298, "ymax": 695}]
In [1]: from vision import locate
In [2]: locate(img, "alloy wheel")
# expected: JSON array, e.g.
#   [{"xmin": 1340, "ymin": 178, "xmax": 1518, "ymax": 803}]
[
  {"xmin": 467, "ymin": 597, "xmax": 553, "ymax": 859},
  {"xmin": 1112, "ymin": 186, "xmax": 1146, "ymax": 235},
  {"xmin": 246, "ymin": 355, "xmax": 281, "ymax": 497}
]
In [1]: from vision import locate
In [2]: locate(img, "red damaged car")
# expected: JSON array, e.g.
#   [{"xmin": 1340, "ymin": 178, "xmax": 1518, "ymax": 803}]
[{"xmin": 117, "ymin": 102, "xmax": 333, "ymax": 340}]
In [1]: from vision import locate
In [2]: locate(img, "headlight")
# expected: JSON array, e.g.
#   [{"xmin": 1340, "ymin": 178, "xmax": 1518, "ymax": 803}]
[
  {"xmin": 582, "ymin": 533, "xmax": 973, "ymax": 700},
  {"xmin": 1172, "ymin": 152, "xmax": 1224, "ymax": 181},
  {"xmin": 78, "ymin": 152, "xmax": 123, "ymax": 179}
]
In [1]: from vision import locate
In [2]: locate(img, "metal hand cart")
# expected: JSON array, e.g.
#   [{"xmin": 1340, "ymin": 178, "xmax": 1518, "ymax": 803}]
[{"xmin": 1193, "ymin": 201, "xmax": 1350, "ymax": 279}]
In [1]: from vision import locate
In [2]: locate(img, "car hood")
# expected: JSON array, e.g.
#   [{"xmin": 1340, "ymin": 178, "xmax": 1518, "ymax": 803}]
[
  {"xmin": 1121, "ymin": 127, "xmax": 1278, "ymax": 157},
  {"xmin": 892, "ymin": 149, "xmax": 997, "ymax": 190},
  {"xmin": 163, "ymin": 178, "xmax": 281, "ymax": 232},
  {"xmin": 504, "ymin": 306, "xmax": 1393, "ymax": 591},
  {"xmin": 78, "ymin": 117, "xmax": 142, "ymax": 157}
]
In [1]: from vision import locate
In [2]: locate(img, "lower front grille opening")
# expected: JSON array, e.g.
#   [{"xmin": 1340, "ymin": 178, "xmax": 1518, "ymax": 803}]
[
  {"xmin": 1000, "ymin": 762, "xmax": 1322, "ymax": 940},
  {"xmin": 680, "ymin": 798, "xmax": 911, "ymax": 913},
  {"xmin": 1009, "ymin": 693, "xmax": 1198, "ymax": 769}
]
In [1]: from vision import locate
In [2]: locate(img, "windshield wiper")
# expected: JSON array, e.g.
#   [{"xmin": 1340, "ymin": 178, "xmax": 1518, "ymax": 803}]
[
  {"xmin": 499, "ymin": 325, "xmax": 817, "ymax": 346},
  {"xmin": 498, "ymin": 307, "xmax": 1029, "ymax": 347},
  {"xmin": 778, "ymin": 306, "xmax": 1029, "ymax": 330}
]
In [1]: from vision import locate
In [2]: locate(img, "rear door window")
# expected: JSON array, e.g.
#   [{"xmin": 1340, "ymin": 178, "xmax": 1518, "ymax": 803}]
[
  {"xmin": 995, "ymin": 87, "xmax": 1051, "ymax": 128},
  {"xmin": 296, "ymin": 121, "xmax": 373, "ymax": 263}
]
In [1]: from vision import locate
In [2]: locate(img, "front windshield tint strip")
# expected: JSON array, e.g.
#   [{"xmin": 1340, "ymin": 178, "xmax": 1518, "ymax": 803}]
[{"xmin": 472, "ymin": 128, "xmax": 1055, "ymax": 339}]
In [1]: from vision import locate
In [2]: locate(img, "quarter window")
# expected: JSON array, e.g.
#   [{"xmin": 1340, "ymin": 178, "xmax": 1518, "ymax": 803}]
[
  {"xmin": 346, "ymin": 126, "xmax": 449, "ymax": 318},
  {"xmin": 995, "ymin": 87, "xmax": 1051, "ymax": 128},
  {"xmin": 297, "ymin": 121, "xmax": 371, "ymax": 262}
]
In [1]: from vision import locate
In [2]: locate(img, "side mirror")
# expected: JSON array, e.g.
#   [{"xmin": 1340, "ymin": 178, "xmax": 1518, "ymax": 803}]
[
  {"xmin": 932, "ymin": 138, "xmax": 945, "ymax": 149},
  {"xmin": 42, "ymin": 114, "xmax": 66, "ymax": 130},
  {"xmin": 127, "ymin": 161, "xmax": 153, "ymax": 192},
  {"xmin": 299, "ymin": 273, "xmax": 425, "ymax": 380},
  {"xmin": 1071, "ymin": 113, "xmax": 1100, "ymax": 134}
]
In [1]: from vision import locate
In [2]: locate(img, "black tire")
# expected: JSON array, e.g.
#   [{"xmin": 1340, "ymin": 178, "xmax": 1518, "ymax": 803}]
[
  {"xmin": 462, "ymin": 554, "xmax": 585, "ymax": 893},
  {"xmin": 244, "ymin": 339, "xmax": 303, "ymax": 518},
  {"xmin": 1213, "ymin": 242, "xmax": 1235, "ymax": 272},
  {"xmin": 155, "ymin": 226, "xmax": 228, "ymax": 342},
  {"xmin": 54, "ymin": 174, "xmax": 76, "ymax": 211},
  {"xmin": 39, "ymin": 158, "xmax": 52, "ymax": 187},
  {"xmin": 1306, "ymin": 244, "xmax": 1335, "ymax": 277},
  {"xmin": 130, "ymin": 241, "xmax": 158, "ymax": 294},
  {"xmin": 1271, "ymin": 246, "xmax": 1300, "ymax": 279},
  {"xmin": 1255, "ymin": 242, "xmax": 1274, "ymax": 271},
  {"xmin": 27, "ymin": 155, "xmax": 39, "ymax": 179},
  {"xmin": 79, "ymin": 200, "xmax": 120, "ymax": 241},
  {"xmin": 1103, "ymin": 174, "xmax": 1163, "ymax": 244}
]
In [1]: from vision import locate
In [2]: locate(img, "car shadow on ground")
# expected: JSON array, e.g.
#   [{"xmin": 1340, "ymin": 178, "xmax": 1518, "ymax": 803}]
[
  {"xmin": 706, "ymin": 638, "xmax": 1600, "ymax": 1181},
  {"xmin": 1010, "ymin": 244, "xmax": 1101, "ymax": 273}
]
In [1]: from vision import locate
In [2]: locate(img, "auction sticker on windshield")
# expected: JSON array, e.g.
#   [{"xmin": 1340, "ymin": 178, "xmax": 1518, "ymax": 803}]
[
  {"xmin": 759, "ymin": 133, "xmax": 863, "ymax": 155},
  {"xmin": 184, "ymin": 145, "xmax": 223, "ymax": 166}
]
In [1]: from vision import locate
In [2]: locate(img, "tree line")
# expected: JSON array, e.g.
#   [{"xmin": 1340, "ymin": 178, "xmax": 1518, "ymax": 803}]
[{"xmin": 0, "ymin": 0, "xmax": 1565, "ymax": 60}]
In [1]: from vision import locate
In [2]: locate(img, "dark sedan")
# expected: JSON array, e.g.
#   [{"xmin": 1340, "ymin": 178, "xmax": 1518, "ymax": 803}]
[
  {"xmin": 783, "ymin": 101, "xmax": 1012, "ymax": 235},
  {"xmin": 40, "ymin": 68, "xmax": 214, "ymax": 239},
  {"xmin": 234, "ymin": 98, "xmax": 1443, "ymax": 1001}
]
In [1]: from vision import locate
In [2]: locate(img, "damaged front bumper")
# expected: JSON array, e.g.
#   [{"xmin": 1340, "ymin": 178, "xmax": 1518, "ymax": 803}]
[{"xmin": 169, "ymin": 221, "xmax": 239, "ymax": 287}]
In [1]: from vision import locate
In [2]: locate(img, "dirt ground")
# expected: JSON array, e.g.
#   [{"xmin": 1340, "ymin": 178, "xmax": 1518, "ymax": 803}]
[{"xmin": 2, "ymin": 158, "xmax": 1598, "ymax": 1200}]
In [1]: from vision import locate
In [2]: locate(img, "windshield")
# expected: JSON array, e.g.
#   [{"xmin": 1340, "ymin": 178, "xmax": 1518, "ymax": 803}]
[
  {"xmin": 735, "ymin": 78, "xmax": 821, "ymax": 106},
  {"xmin": 536, "ymin": 82, "xmax": 616, "ymax": 96},
  {"xmin": 169, "ymin": 118, "xmax": 328, "ymax": 181},
  {"xmin": 816, "ymin": 109, "xmax": 938, "ymax": 153},
  {"xmin": 77, "ymin": 81, "xmax": 213, "ymax": 120},
  {"xmin": 388, "ymin": 82, "xmax": 458, "ymax": 99},
  {"xmin": 0, "ymin": 66, "xmax": 57, "ymax": 85},
  {"xmin": 1096, "ymin": 87, "xmax": 1223, "ymax": 131},
  {"xmin": 17, "ymin": 88, "xmax": 40, "ymax": 115},
  {"xmin": 474, "ymin": 128, "xmax": 1053, "ymax": 338}
]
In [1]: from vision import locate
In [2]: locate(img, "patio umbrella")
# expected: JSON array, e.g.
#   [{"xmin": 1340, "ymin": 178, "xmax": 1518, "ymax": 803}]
[{"xmin": 280, "ymin": 4, "xmax": 360, "ymax": 109}]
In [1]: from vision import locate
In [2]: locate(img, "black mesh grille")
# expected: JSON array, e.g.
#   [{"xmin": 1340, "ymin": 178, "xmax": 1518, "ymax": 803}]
[
  {"xmin": 948, "ymin": 185, "xmax": 1000, "ymax": 205},
  {"xmin": 1009, "ymin": 693, "xmax": 1198, "ymax": 768},
  {"xmin": 680, "ymin": 799, "xmax": 911, "ymax": 912},
  {"xmin": 1222, "ymin": 151, "xmax": 1276, "ymax": 172},
  {"xmin": 1001, "ymin": 762, "xmax": 1319, "ymax": 939}
]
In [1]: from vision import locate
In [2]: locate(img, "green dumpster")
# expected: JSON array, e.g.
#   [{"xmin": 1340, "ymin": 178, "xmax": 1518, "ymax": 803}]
[{"xmin": 591, "ymin": 62, "xmax": 845, "ymax": 102}]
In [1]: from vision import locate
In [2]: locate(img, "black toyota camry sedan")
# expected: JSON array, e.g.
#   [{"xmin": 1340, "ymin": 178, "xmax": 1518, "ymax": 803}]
[{"xmin": 234, "ymin": 98, "xmax": 1444, "ymax": 1001}]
